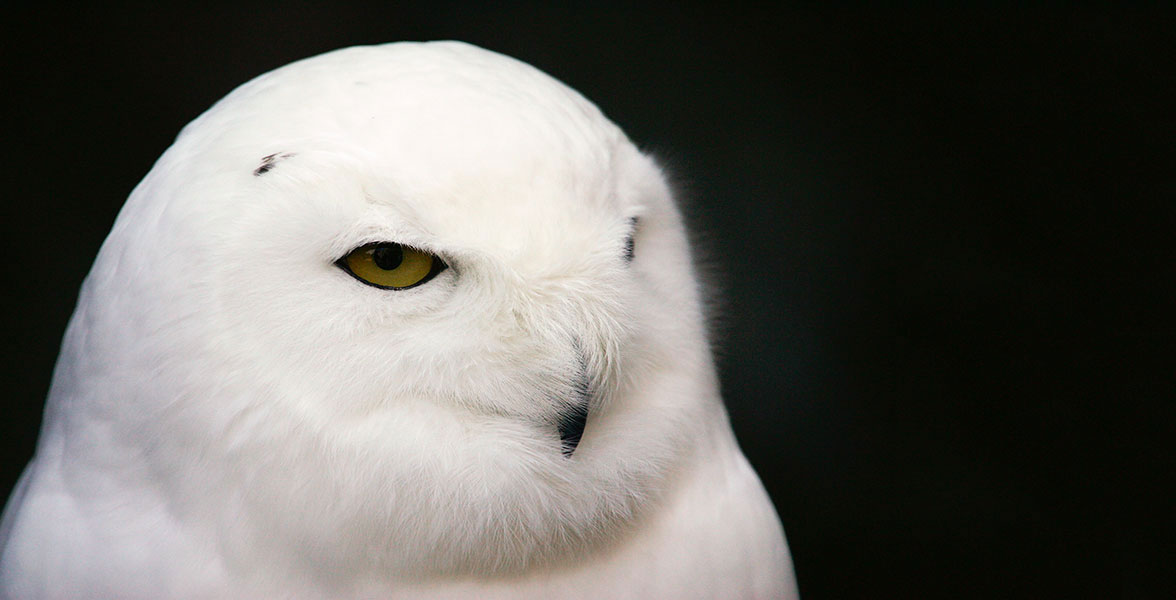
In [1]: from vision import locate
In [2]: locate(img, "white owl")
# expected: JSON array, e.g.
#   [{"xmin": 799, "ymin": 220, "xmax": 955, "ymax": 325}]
[{"xmin": 0, "ymin": 42, "xmax": 798, "ymax": 598}]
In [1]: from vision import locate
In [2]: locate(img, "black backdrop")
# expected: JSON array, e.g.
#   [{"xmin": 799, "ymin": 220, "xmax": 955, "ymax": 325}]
[{"xmin": 1, "ymin": 5, "xmax": 1172, "ymax": 598}]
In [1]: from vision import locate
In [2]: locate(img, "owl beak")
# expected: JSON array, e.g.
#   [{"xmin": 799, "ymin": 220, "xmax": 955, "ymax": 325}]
[{"xmin": 557, "ymin": 363, "xmax": 591, "ymax": 457}]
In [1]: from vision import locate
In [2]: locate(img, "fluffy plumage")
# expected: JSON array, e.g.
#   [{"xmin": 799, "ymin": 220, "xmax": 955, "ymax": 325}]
[{"xmin": 0, "ymin": 41, "xmax": 798, "ymax": 598}]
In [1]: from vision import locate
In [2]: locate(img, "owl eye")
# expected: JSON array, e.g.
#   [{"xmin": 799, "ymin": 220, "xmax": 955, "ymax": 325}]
[{"xmin": 336, "ymin": 242, "xmax": 446, "ymax": 290}]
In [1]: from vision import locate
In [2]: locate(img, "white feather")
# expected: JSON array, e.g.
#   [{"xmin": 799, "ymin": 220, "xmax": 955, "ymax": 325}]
[{"xmin": 0, "ymin": 41, "xmax": 797, "ymax": 598}]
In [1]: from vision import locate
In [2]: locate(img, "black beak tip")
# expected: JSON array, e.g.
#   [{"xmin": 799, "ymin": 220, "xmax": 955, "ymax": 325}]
[
  {"xmin": 558, "ymin": 403, "xmax": 589, "ymax": 457},
  {"xmin": 558, "ymin": 368, "xmax": 592, "ymax": 457}
]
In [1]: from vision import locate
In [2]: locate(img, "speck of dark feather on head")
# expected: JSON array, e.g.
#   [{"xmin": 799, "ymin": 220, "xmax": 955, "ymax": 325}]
[
  {"xmin": 623, "ymin": 217, "xmax": 638, "ymax": 263},
  {"xmin": 253, "ymin": 152, "xmax": 295, "ymax": 176}
]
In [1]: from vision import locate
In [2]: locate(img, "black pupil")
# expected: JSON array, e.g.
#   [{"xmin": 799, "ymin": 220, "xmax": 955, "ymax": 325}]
[{"xmin": 371, "ymin": 245, "xmax": 404, "ymax": 270}]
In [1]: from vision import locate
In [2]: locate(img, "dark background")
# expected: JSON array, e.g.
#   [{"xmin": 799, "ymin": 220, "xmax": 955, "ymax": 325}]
[{"xmin": 2, "ymin": 4, "xmax": 1172, "ymax": 598}]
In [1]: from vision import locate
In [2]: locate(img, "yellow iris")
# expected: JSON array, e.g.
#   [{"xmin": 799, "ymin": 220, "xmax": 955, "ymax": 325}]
[{"xmin": 341, "ymin": 243, "xmax": 441, "ymax": 289}]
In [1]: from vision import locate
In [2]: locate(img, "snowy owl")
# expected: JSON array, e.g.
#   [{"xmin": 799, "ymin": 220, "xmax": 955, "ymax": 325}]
[{"xmin": 0, "ymin": 42, "xmax": 798, "ymax": 598}]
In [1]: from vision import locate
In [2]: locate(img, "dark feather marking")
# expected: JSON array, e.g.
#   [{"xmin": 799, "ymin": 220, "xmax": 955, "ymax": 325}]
[
  {"xmin": 253, "ymin": 152, "xmax": 296, "ymax": 176},
  {"xmin": 623, "ymin": 216, "xmax": 638, "ymax": 263}
]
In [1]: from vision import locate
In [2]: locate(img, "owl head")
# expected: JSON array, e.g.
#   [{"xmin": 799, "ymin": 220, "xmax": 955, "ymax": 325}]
[{"xmin": 48, "ymin": 42, "xmax": 726, "ymax": 580}]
